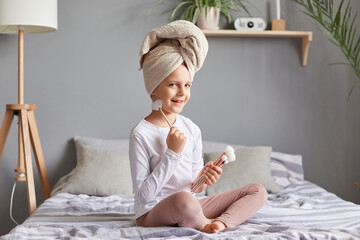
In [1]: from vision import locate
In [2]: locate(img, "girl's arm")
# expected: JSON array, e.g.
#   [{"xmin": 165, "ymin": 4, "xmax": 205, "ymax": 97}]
[{"xmin": 129, "ymin": 132, "xmax": 181, "ymax": 203}]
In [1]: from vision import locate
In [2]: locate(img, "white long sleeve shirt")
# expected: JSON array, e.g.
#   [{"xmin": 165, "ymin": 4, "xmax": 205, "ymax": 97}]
[{"xmin": 129, "ymin": 114, "xmax": 203, "ymax": 219}]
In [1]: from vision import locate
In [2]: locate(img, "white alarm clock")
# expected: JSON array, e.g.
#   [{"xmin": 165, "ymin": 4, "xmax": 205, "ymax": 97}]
[{"xmin": 234, "ymin": 17, "xmax": 267, "ymax": 31}]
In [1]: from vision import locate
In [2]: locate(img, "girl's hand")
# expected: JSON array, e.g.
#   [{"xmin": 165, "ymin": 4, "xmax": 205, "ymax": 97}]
[
  {"xmin": 166, "ymin": 126, "xmax": 186, "ymax": 155},
  {"xmin": 191, "ymin": 161, "xmax": 222, "ymax": 193},
  {"xmin": 203, "ymin": 161, "xmax": 222, "ymax": 185}
]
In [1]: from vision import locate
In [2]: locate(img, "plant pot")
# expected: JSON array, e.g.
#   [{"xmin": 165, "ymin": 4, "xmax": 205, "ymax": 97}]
[{"xmin": 196, "ymin": 7, "xmax": 220, "ymax": 30}]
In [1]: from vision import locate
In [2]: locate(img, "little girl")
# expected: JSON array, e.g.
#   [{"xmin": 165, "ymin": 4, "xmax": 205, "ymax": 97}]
[{"xmin": 129, "ymin": 20, "xmax": 267, "ymax": 233}]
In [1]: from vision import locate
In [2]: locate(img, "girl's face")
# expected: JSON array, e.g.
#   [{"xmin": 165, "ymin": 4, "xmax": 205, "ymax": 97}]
[{"xmin": 152, "ymin": 64, "xmax": 191, "ymax": 115}]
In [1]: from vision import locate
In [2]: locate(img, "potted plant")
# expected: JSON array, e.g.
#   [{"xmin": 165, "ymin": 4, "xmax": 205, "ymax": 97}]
[
  {"xmin": 292, "ymin": 0, "xmax": 360, "ymax": 195},
  {"xmin": 154, "ymin": 0, "xmax": 252, "ymax": 30},
  {"xmin": 292, "ymin": 0, "xmax": 360, "ymax": 102}
]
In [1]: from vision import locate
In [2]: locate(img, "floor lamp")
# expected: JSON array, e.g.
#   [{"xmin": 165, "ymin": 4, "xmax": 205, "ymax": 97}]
[{"xmin": 0, "ymin": 0, "xmax": 57, "ymax": 215}]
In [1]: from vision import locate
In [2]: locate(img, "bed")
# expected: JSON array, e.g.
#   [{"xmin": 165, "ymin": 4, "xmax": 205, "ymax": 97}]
[{"xmin": 1, "ymin": 137, "xmax": 360, "ymax": 240}]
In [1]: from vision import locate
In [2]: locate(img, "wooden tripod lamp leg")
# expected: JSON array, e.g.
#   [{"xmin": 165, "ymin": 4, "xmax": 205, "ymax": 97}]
[
  {"xmin": 0, "ymin": 109, "xmax": 14, "ymax": 159},
  {"xmin": 28, "ymin": 110, "xmax": 51, "ymax": 199},
  {"xmin": 19, "ymin": 109, "xmax": 37, "ymax": 215}
]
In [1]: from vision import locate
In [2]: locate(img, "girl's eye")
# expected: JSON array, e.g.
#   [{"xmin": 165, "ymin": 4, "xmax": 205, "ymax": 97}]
[
  {"xmin": 185, "ymin": 84, "xmax": 191, "ymax": 88},
  {"xmin": 169, "ymin": 83, "xmax": 177, "ymax": 87}
]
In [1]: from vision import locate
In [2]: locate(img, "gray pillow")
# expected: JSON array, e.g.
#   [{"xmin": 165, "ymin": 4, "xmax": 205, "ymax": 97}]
[
  {"xmin": 204, "ymin": 147, "xmax": 280, "ymax": 196},
  {"xmin": 59, "ymin": 144, "xmax": 133, "ymax": 196}
]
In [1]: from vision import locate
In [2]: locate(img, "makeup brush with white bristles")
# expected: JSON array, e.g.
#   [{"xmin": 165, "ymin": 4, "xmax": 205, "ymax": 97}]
[
  {"xmin": 152, "ymin": 99, "xmax": 172, "ymax": 127},
  {"xmin": 191, "ymin": 146, "xmax": 236, "ymax": 193}
]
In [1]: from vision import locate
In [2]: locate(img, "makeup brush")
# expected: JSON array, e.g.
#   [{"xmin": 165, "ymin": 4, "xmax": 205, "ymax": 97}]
[
  {"xmin": 191, "ymin": 146, "xmax": 236, "ymax": 193},
  {"xmin": 152, "ymin": 99, "xmax": 172, "ymax": 127}
]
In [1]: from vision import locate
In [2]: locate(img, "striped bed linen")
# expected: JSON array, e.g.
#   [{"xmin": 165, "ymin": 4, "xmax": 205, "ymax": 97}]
[{"xmin": 2, "ymin": 180, "xmax": 360, "ymax": 240}]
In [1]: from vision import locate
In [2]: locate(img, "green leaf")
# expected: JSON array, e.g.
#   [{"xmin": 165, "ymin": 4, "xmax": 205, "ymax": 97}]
[
  {"xmin": 171, "ymin": 1, "xmax": 192, "ymax": 20},
  {"xmin": 291, "ymin": 0, "xmax": 360, "ymax": 101},
  {"xmin": 306, "ymin": 0, "xmax": 315, "ymax": 13},
  {"xmin": 193, "ymin": 7, "xmax": 200, "ymax": 22},
  {"xmin": 316, "ymin": 1, "xmax": 323, "ymax": 24},
  {"xmin": 333, "ymin": 1, "xmax": 344, "ymax": 37},
  {"xmin": 340, "ymin": 1, "xmax": 351, "ymax": 45}
]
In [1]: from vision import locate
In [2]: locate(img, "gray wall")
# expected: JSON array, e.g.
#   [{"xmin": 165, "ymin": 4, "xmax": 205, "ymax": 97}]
[{"xmin": 1, "ymin": 0, "xmax": 360, "ymax": 235}]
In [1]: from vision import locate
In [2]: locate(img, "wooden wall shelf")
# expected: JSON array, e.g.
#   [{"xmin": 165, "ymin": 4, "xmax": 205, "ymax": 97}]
[{"xmin": 202, "ymin": 30, "xmax": 313, "ymax": 67}]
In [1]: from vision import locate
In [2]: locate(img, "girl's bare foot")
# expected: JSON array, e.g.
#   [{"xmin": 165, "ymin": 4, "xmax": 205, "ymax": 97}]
[{"xmin": 200, "ymin": 220, "xmax": 226, "ymax": 234}]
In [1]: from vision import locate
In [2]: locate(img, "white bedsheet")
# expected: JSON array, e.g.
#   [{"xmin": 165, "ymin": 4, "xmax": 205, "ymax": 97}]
[{"xmin": 2, "ymin": 180, "xmax": 360, "ymax": 240}]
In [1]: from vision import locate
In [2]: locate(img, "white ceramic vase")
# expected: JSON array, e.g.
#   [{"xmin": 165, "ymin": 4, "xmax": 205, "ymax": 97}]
[{"xmin": 196, "ymin": 7, "xmax": 220, "ymax": 30}]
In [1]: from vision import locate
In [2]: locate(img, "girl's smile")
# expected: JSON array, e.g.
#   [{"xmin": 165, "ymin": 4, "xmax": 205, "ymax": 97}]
[{"xmin": 171, "ymin": 99, "xmax": 184, "ymax": 105}]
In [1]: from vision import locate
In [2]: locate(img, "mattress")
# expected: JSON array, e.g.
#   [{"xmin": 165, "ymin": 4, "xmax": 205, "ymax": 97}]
[{"xmin": 2, "ymin": 180, "xmax": 360, "ymax": 240}]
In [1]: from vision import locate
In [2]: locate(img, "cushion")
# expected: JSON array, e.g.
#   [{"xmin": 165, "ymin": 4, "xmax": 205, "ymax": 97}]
[
  {"xmin": 51, "ymin": 136, "xmax": 132, "ymax": 196},
  {"xmin": 202, "ymin": 140, "xmax": 304, "ymax": 188},
  {"xmin": 204, "ymin": 147, "xmax": 280, "ymax": 196}
]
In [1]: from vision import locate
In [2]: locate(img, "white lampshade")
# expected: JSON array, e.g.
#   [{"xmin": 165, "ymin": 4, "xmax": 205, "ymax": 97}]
[{"xmin": 0, "ymin": 0, "xmax": 57, "ymax": 34}]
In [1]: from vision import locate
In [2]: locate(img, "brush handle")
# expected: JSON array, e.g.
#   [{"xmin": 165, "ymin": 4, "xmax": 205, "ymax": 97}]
[
  {"xmin": 191, "ymin": 153, "xmax": 226, "ymax": 193},
  {"xmin": 191, "ymin": 161, "xmax": 225, "ymax": 193},
  {"xmin": 191, "ymin": 162, "xmax": 225, "ymax": 193},
  {"xmin": 159, "ymin": 109, "xmax": 172, "ymax": 127}
]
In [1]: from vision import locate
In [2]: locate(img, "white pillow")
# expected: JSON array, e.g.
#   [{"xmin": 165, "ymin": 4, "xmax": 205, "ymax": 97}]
[
  {"xmin": 51, "ymin": 136, "xmax": 132, "ymax": 196},
  {"xmin": 203, "ymin": 140, "xmax": 304, "ymax": 188}
]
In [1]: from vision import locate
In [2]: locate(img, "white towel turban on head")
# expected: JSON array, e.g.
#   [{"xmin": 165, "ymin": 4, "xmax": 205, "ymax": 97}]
[{"xmin": 139, "ymin": 20, "xmax": 209, "ymax": 96}]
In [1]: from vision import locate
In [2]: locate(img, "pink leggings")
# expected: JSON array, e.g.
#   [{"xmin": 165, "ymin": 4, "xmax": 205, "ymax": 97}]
[{"xmin": 136, "ymin": 183, "xmax": 268, "ymax": 229}]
